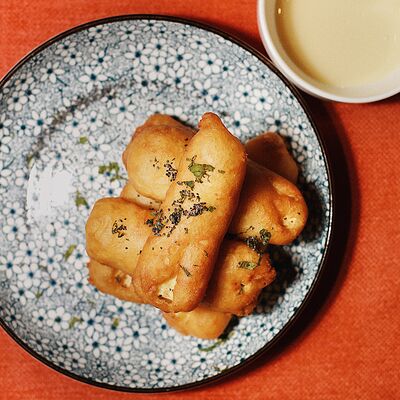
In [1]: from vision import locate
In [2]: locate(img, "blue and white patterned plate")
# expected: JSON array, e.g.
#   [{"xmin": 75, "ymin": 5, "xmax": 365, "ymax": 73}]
[{"xmin": 0, "ymin": 16, "xmax": 332, "ymax": 392}]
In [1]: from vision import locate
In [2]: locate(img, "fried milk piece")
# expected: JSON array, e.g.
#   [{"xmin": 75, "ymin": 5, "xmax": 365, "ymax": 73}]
[
  {"xmin": 133, "ymin": 113, "xmax": 247, "ymax": 312},
  {"xmin": 245, "ymin": 132, "xmax": 298, "ymax": 183},
  {"xmin": 122, "ymin": 121, "xmax": 307, "ymax": 245},
  {"xmin": 88, "ymin": 259, "xmax": 144, "ymax": 303},
  {"xmin": 122, "ymin": 114, "xmax": 194, "ymax": 201},
  {"xmin": 86, "ymin": 197, "xmax": 150, "ymax": 275},
  {"xmin": 162, "ymin": 305, "xmax": 232, "ymax": 339}
]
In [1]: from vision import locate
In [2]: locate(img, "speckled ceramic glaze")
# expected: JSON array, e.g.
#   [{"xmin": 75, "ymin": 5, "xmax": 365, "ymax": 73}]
[{"xmin": 0, "ymin": 16, "xmax": 332, "ymax": 391}]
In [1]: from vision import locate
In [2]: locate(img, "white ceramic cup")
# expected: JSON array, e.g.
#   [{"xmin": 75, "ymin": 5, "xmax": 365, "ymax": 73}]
[{"xmin": 257, "ymin": 0, "xmax": 400, "ymax": 103}]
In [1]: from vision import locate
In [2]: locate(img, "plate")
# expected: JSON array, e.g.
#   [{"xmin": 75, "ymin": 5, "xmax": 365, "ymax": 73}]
[{"xmin": 0, "ymin": 16, "xmax": 332, "ymax": 392}]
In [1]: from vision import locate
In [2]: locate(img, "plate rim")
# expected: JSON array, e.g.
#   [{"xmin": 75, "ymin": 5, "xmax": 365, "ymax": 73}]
[{"xmin": 0, "ymin": 14, "xmax": 335, "ymax": 393}]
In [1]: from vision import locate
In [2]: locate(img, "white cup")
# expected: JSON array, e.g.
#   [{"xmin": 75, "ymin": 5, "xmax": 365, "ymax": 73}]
[{"xmin": 257, "ymin": 0, "xmax": 400, "ymax": 103}]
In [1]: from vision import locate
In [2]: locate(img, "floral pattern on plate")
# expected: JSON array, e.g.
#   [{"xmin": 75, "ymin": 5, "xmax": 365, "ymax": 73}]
[{"xmin": 0, "ymin": 17, "xmax": 331, "ymax": 390}]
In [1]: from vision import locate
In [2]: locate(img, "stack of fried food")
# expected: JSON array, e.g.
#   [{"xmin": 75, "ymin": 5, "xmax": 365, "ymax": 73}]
[{"xmin": 85, "ymin": 112, "xmax": 307, "ymax": 339}]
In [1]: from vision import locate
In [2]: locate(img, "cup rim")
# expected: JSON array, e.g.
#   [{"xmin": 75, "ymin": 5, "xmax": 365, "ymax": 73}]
[{"xmin": 257, "ymin": 0, "xmax": 400, "ymax": 103}]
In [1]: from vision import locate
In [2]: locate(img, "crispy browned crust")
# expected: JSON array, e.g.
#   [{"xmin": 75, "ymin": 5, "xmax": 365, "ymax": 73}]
[
  {"xmin": 245, "ymin": 132, "xmax": 298, "ymax": 183},
  {"xmin": 162, "ymin": 305, "xmax": 231, "ymax": 339},
  {"xmin": 142, "ymin": 114, "xmax": 193, "ymax": 130},
  {"xmin": 86, "ymin": 114, "xmax": 289, "ymax": 339},
  {"xmin": 85, "ymin": 197, "xmax": 151, "ymax": 275},
  {"xmin": 120, "ymin": 180, "xmax": 161, "ymax": 208},
  {"xmin": 87, "ymin": 259, "xmax": 144, "ymax": 303},
  {"xmin": 122, "ymin": 118, "xmax": 307, "ymax": 245},
  {"xmin": 133, "ymin": 113, "xmax": 247, "ymax": 312},
  {"xmin": 86, "ymin": 196, "xmax": 276, "ymax": 314},
  {"xmin": 122, "ymin": 115, "xmax": 194, "ymax": 201},
  {"xmin": 230, "ymin": 159, "xmax": 308, "ymax": 245},
  {"xmin": 203, "ymin": 240, "xmax": 276, "ymax": 316}
]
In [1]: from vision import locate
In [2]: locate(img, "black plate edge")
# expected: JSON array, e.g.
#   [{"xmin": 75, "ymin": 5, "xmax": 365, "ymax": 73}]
[{"xmin": 0, "ymin": 14, "xmax": 335, "ymax": 394}]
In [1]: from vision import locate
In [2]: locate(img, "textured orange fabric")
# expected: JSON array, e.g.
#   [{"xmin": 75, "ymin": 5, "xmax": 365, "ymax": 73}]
[{"xmin": 1, "ymin": 1, "xmax": 400, "ymax": 399}]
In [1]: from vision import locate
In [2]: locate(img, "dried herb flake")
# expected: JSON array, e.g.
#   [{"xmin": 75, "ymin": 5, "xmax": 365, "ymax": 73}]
[
  {"xmin": 64, "ymin": 244, "xmax": 77, "ymax": 261},
  {"xmin": 243, "ymin": 229, "xmax": 272, "ymax": 255},
  {"xmin": 68, "ymin": 316, "xmax": 82, "ymax": 329},
  {"xmin": 98, "ymin": 162, "xmax": 126, "ymax": 182},
  {"xmin": 112, "ymin": 220, "xmax": 127, "ymax": 238},
  {"xmin": 187, "ymin": 156, "xmax": 215, "ymax": 183},
  {"xmin": 237, "ymin": 261, "xmax": 258, "ymax": 270},
  {"xmin": 112, "ymin": 317, "xmax": 120, "ymax": 329},
  {"xmin": 35, "ymin": 290, "xmax": 44, "ymax": 300},
  {"xmin": 75, "ymin": 191, "xmax": 89, "ymax": 208},
  {"xmin": 164, "ymin": 159, "xmax": 178, "ymax": 181},
  {"xmin": 179, "ymin": 264, "xmax": 192, "ymax": 277},
  {"xmin": 180, "ymin": 180, "xmax": 195, "ymax": 189}
]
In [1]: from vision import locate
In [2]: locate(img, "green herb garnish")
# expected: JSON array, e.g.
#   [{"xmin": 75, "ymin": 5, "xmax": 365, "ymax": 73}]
[
  {"xmin": 112, "ymin": 317, "xmax": 120, "ymax": 329},
  {"xmin": 26, "ymin": 153, "xmax": 34, "ymax": 165},
  {"xmin": 243, "ymin": 229, "xmax": 272, "ymax": 255},
  {"xmin": 181, "ymin": 180, "xmax": 195, "ymax": 189},
  {"xmin": 187, "ymin": 156, "xmax": 215, "ymax": 183},
  {"xmin": 237, "ymin": 261, "xmax": 258, "ymax": 270},
  {"xmin": 78, "ymin": 136, "xmax": 88, "ymax": 144},
  {"xmin": 68, "ymin": 316, "xmax": 82, "ymax": 329},
  {"xmin": 198, "ymin": 330, "xmax": 234, "ymax": 352},
  {"xmin": 152, "ymin": 219, "xmax": 165, "ymax": 234},
  {"xmin": 260, "ymin": 229, "xmax": 271, "ymax": 245},
  {"xmin": 64, "ymin": 244, "xmax": 77, "ymax": 261},
  {"xmin": 35, "ymin": 290, "xmax": 44, "ymax": 300},
  {"xmin": 198, "ymin": 320, "xmax": 237, "ymax": 351},
  {"xmin": 145, "ymin": 219, "xmax": 154, "ymax": 227},
  {"xmin": 198, "ymin": 340, "xmax": 224, "ymax": 352},
  {"xmin": 187, "ymin": 203, "xmax": 216, "ymax": 217},
  {"xmin": 98, "ymin": 162, "xmax": 126, "ymax": 182},
  {"xmin": 174, "ymin": 189, "xmax": 200, "ymax": 205},
  {"xmin": 148, "ymin": 209, "xmax": 169, "ymax": 236},
  {"xmin": 75, "ymin": 191, "xmax": 89, "ymax": 208},
  {"xmin": 26, "ymin": 152, "xmax": 38, "ymax": 168}
]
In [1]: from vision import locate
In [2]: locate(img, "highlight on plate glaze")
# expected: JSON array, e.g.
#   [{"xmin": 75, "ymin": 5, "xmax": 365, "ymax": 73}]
[{"xmin": 0, "ymin": 18, "xmax": 330, "ymax": 390}]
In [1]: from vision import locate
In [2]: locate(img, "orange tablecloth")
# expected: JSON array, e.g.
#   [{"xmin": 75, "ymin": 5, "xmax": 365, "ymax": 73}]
[{"xmin": 1, "ymin": 1, "xmax": 399, "ymax": 399}]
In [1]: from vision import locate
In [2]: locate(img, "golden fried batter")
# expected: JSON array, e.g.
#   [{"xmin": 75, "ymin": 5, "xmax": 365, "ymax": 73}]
[
  {"xmin": 122, "ymin": 115, "xmax": 194, "ymax": 201},
  {"xmin": 203, "ymin": 240, "xmax": 276, "ymax": 316},
  {"xmin": 86, "ymin": 196, "xmax": 276, "ymax": 314},
  {"xmin": 84, "ymin": 113, "xmax": 302, "ymax": 339},
  {"xmin": 142, "ymin": 114, "xmax": 193, "ymax": 130},
  {"xmin": 162, "ymin": 305, "xmax": 231, "ymax": 339},
  {"xmin": 85, "ymin": 198, "xmax": 150, "ymax": 275},
  {"xmin": 88, "ymin": 258, "xmax": 233, "ymax": 340},
  {"xmin": 120, "ymin": 180, "xmax": 161, "ymax": 208},
  {"xmin": 230, "ymin": 160, "xmax": 308, "ymax": 245},
  {"xmin": 245, "ymin": 132, "xmax": 298, "ymax": 183},
  {"xmin": 133, "ymin": 113, "xmax": 247, "ymax": 312},
  {"xmin": 122, "ymin": 118, "xmax": 307, "ymax": 245},
  {"xmin": 88, "ymin": 259, "xmax": 143, "ymax": 303}
]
